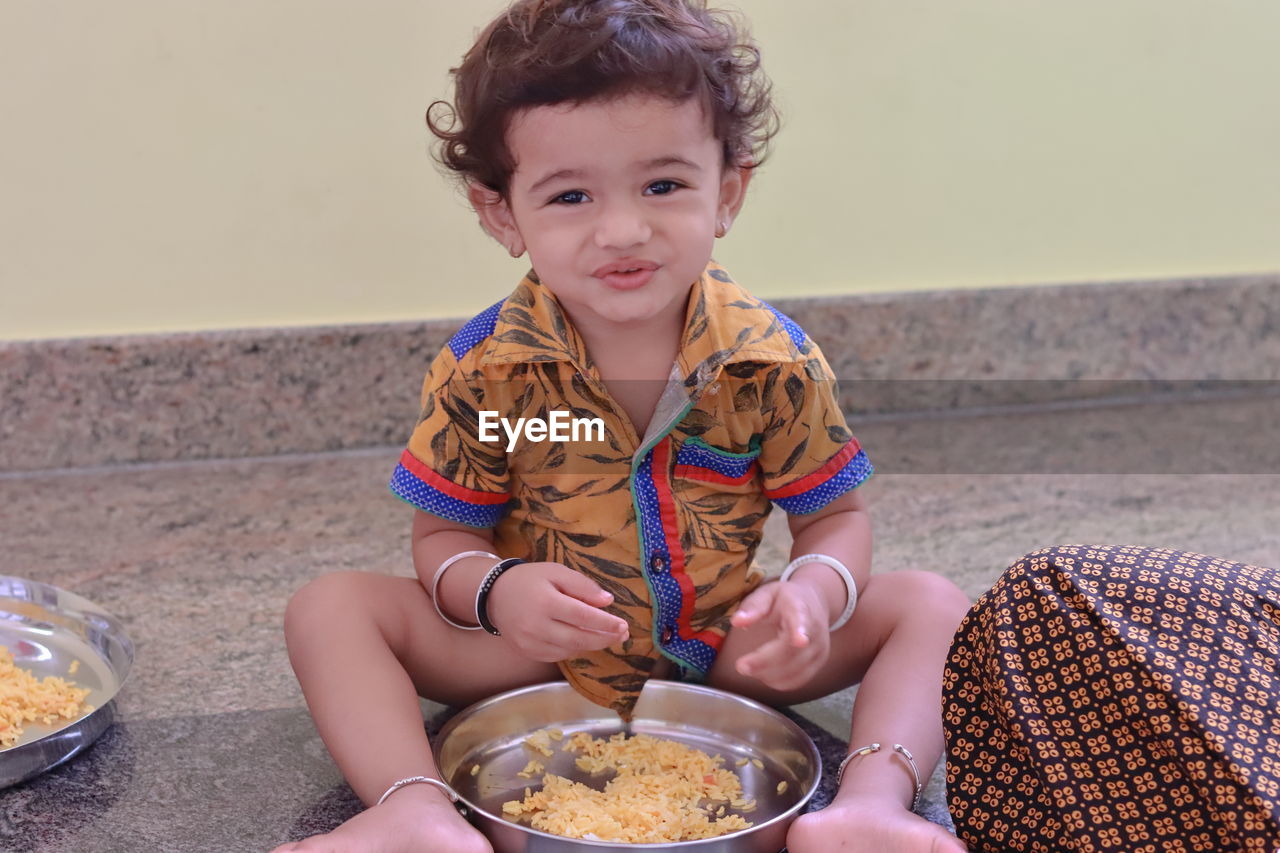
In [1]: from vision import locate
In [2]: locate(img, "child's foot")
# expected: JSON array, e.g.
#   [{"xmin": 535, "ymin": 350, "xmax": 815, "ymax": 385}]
[
  {"xmin": 270, "ymin": 784, "xmax": 492, "ymax": 853},
  {"xmin": 786, "ymin": 794, "xmax": 967, "ymax": 853}
]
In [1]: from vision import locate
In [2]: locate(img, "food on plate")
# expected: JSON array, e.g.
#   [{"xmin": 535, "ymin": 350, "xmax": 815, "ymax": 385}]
[
  {"xmin": 517, "ymin": 758, "xmax": 545, "ymax": 778},
  {"xmin": 502, "ymin": 731, "xmax": 755, "ymax": 842},
  {"xmin": 522, "ymin": 726, "xmax": 563, "ymax": 757},
  {"xmin": 0, "ymin": 645, "xmax": 92, "ymax": 748}
]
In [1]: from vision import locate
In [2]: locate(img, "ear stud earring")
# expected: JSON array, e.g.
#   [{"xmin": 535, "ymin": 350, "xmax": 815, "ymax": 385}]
[{"xmin": 715, "ymin": 220, "xmax": 729, "ymax": 238}]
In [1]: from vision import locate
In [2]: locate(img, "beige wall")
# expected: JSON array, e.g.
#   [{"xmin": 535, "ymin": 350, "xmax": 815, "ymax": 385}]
[{"xmin": 2, "ymin": 0, "xmax": 1277, "ymax": 341}]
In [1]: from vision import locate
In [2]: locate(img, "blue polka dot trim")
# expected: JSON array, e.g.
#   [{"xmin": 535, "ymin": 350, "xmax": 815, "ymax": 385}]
[
  {"xmin": 772, "ymin": 449, "xmax": 874, "ymax": 515},
  {"xmin": 661, "ymin": 632, "xmax": 717, "ymax": 674},
  {"xmin": 758, "ymin": 300, "xmax": 807, "ymax": 352},
  {"xmin": 389, "ymin": 464, "xmax": 508, "ymax": 528},
  {"xmin": 633, "ymin": 448, "xmax": 718, "ymax": 676},
  {"xmin": 674, "ymin": 438, "xmax": 760, "ymax": 479},
  {"xmin": 448, "ymin": 299, "xmax": 505, "ymax": 360}
]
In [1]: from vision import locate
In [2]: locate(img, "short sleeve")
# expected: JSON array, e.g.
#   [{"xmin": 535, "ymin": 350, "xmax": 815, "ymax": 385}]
[
  {"xmin": 757, "ymin": 343, "xmax": 873, "ymax": 514},
  {"xmin": 388, "ymin": 348, "xmax": 511, "ymax": 528}
]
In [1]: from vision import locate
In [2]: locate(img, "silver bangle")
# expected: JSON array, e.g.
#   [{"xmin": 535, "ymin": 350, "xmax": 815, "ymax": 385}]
[
  {"xmin": 375, "ymin": 775, "xmax": 459, "ymax": 807},
  {"xmin": 779, "ymin": 553, "xmax": 858, "ymax": 631},
  {"xmin": 835, "ymin": 743, "xmax": 923, "ymax": 813},
  {"xmin": 431, "ymin": 550, "xmax": 498, "ymax": 630}
]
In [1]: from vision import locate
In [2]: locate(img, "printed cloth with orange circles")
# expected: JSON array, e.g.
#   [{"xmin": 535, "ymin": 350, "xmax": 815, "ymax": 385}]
[{"xmin": 944, "ymin": 544, "xmax": 1280, "ymax": 852}]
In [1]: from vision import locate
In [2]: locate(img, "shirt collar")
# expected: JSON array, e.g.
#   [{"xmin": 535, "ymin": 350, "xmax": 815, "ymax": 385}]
[
  {"xmin": 479, "ymin": 262, "xmax": 807, "ymax": 392},
  {"xmin": 478, "ymin": 268, "xmax": 592, "ymax": 369}
]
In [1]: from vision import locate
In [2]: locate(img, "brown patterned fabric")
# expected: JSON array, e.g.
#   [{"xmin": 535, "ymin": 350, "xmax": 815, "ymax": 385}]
[
  {"xmin": 390, "ymin": 262, "xmax": 873, "ymax": 718},
  {"xmin": 945, "ymin": 544, "xmax": 1280, "ymax": 852}
]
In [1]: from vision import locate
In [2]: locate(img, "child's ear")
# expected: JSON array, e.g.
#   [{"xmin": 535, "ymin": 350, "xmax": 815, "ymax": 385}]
[
  {"xmin": 716, "ymin": 164, "xmax": 753, "ymax": 236},
  {"xmin": 467, "ymin": 181, "xmax": 527, "ymax": 258}
]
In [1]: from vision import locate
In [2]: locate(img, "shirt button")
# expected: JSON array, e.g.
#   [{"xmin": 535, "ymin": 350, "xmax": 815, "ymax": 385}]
[{"xmin": 650, "ymin": 554, "xmax": 666, "ymax": 572}]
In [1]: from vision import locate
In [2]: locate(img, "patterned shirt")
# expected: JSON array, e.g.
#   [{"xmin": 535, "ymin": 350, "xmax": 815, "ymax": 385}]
[{"xmin": 390, "ymin": 261, "xmax": 873, "ymax": 718}]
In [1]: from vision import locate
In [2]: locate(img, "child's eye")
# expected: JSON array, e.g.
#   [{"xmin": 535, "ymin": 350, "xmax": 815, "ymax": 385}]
[
  {"xmin": 646, "ymin": 180, "xmax": 681, "ymax": 195},
  {"xmin": 551, "ymin": 190, "xmax": 588, "ymax": 205}
]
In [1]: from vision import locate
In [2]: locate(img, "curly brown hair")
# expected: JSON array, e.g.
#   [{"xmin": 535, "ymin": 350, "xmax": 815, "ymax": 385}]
[{"xmin": 426, "ymin": 0, "xmax": 780, "ymax": 201}]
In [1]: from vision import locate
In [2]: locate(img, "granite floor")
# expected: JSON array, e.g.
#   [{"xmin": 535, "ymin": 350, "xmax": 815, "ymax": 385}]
[{"xmin": 2, "ymin": 391, "xmax": 1279, "ymax": 852}]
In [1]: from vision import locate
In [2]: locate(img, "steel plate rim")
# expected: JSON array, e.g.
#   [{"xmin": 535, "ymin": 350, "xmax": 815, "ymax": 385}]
[
  {"xmin": 0, "ymin": 574, "xmax": 134, "ymax": 787},
  {"xmin": 434, "ymin": 679, "xmax": 822, "ymax": 849}
]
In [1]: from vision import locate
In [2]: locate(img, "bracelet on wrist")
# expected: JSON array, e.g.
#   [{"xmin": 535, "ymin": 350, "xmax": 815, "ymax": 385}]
[
  {"xmin": 835, "ymin": 743, "xmax": 923, "ymax": 812},
  {"xmin": 376, "ymin": 775, "xmax": 461, "ymax": 808},
  {"xmin": 779, "ymin": 553, "xmax": 858, "ymax": 631},
  {"xmin": 430, "ymin": 550, "xmax": 497, "ymax": 631},
  {"xmin": 475, "ymin": 558, "xmax": 528, "ymax": 636}
]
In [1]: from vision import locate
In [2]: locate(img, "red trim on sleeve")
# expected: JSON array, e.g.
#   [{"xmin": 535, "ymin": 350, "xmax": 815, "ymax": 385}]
[
  {"xmin": 764, "ymin": 438, "xmax": 862, "ymax": 500},
  {"xmin": 398, "ymin": 449, "xmax": 508, "ymax": 505}
]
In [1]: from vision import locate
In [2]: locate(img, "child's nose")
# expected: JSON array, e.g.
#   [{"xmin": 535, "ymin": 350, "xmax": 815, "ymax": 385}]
[{"xmin": 593, "ymin": 202, "xmax": 652, "ymax": 250}]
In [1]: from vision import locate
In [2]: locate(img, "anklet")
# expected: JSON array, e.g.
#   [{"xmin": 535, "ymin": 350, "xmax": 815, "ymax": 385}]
[
  {"xmin": 835, "ymin": 743, "xmax": 924, "ymax": 813},
  {"xmin": 376, "ymin": 775, "xmax": 460, "ymax": 807}
]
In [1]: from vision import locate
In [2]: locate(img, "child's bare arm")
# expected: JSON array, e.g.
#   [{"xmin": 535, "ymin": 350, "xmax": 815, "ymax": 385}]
[
  {"xmin": 784, "ymin": 487, "xmax": 872, "ymax": 621},
  {"xmin": 411, "ymin": 510, "xmax": 500, "ymax": 618},
  {"xmin": 730, "ymin": 489, "xmax": 871, "ymax": 689},
  {"xmin": 412, "ymin": 510, "xmax": 629, "ymax": 660}
]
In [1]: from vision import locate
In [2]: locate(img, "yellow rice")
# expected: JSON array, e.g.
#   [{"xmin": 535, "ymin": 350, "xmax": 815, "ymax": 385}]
[
  {"xmin": 0, "ymin": 645, "xmax": 92, "ymax": 748},
  {"xmin": 523, "ymin": 727, "xmax": 561, "ymax": 757},
  {"xmin": 517, "ymin": 758, "xmax": 545, "ymax": 778},
  {"xmin": 502, "ymin": 731, "xmax": 754, "ymax": 843}
]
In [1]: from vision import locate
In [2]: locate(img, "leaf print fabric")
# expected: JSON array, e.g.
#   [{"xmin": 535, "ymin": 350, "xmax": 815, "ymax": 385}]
[{"xmin": 390, "ymin": 262, "xmax": 873, "ymax": 717}]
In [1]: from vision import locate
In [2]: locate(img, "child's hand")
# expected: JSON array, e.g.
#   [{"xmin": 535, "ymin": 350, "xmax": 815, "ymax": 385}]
[
  {"xmin": 487, "ymin": 561, "xmax": 630, "ymax": 662},
  {"xmin": 729, "ymin": 581, "xmax": 831, "ymax": 692}
]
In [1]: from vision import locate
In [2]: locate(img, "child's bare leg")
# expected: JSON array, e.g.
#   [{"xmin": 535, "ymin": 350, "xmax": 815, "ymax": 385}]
[
  {"xmin": 711, "ymin": 570, "xmax": 971, "ymax": 853},
  {"xmin": 270, "ymin": 571, "xmax": 559, "ymax": 853}
]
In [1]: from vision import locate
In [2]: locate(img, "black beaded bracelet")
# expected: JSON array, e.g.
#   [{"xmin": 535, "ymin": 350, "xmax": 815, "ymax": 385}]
[{"xmin": 475, "ymin": 558, "xmax": 527, "ymax": 636}]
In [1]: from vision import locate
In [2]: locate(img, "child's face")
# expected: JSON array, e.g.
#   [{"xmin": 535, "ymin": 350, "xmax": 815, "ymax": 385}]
[{"xmin": 471, "ymin": 93, "xmax": 750, "ymax": 332}]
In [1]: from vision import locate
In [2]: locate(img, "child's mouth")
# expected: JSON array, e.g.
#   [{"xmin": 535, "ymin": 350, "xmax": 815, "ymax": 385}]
[
  {"xmin": 598, "ymin": 267, "xmax": 656, "ymax": 291},
  {"xmin": 593, "ymin": 261, "xmax": 660, "ymax": 290}
]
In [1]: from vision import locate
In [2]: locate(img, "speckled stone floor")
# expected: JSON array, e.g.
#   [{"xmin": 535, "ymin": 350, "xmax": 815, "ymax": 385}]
[{"xmin": 3, "ymin": 392, "xmax": 1279, "ymax": 852}]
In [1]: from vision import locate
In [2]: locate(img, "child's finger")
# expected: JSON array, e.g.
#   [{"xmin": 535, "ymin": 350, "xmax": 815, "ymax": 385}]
[
  {"xmin": 741, "ymin": 640, "xmax": 823, "ymax": 690},
  {"xmin": 778, "ymin": 597, "xmax": 810, "ymax": 647},
  {"xmin": 537, "ymin": 620, "xmax": 622, "ymax": 654},
  {"xmin": 731, "ymin": 582, "xmax": 780, "ymax": 628},
  {"xmin": 554, "ymin": 596, "xmax": 629, "ymax": 636},
  {"xmin": 550, "ymin": 565, "xmax": 616, "ymax": 608},
  {"xmin": 735, "ymin": 633, "xmax": 792, "ymax": 677}
]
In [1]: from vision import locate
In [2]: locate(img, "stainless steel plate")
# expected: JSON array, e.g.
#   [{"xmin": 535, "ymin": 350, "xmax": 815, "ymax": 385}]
[
  {"xmin": 0, "ymin": 576, "xmax": 134, "ymax": 788},
  {"xmin": 436, "ymin": 680, "xmax": 820, "ymax": 852}
]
